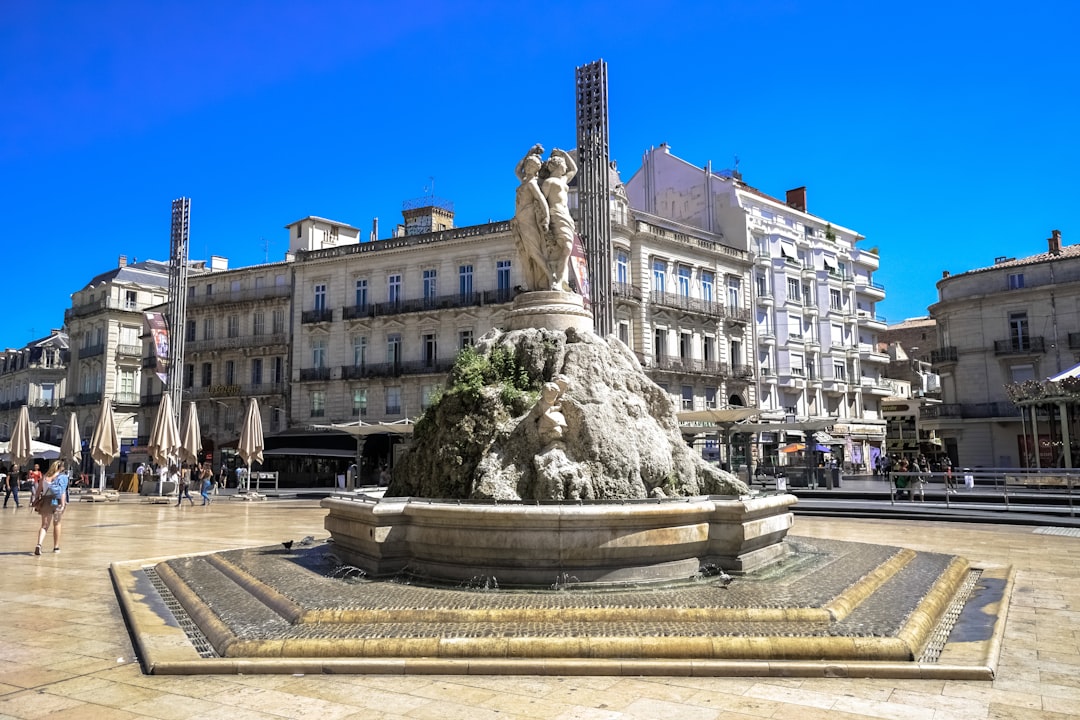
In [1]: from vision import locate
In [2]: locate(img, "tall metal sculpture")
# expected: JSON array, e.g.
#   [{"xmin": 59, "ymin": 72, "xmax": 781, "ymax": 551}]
[
  {"xmin": 575, "ymin": 59, "xmax": 613, "ymax": 337},
  {"xmin": 167, "ymin": 197, "xmax": 191, "ymax": 427}
]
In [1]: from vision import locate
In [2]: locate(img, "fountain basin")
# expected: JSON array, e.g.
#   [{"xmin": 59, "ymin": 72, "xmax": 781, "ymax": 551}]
[{"xmin": 322, "ymin": 493, "xmax": 797, "ymax": 588}]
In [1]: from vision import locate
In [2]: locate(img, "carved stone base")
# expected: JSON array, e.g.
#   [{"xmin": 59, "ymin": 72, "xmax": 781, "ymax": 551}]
[{"xmin": 504, "ymin": 290, "xmax": 593, "ymax": 333}]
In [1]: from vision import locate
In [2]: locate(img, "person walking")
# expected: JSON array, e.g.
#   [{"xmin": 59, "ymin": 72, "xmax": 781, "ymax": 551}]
[
  {"xmin": 175, "ymin": 464, "xmax": 194, "ymax": 506},
  {"xmin": 218, "ymin": 462, "xmax": 229, "ymax": 491},
  {"xmin": 199, "ymin": 463, "xmax": 213, "ymax": 505},
  {"xmin": 942, "ymin": 456, "xmax": 955, "ymax": 494},
  {"xmin": 33, "ymin": 460, "xmax": 69, "ymax": 555},
  {"xmin": 3, "ymin": 464, "xmax": 20, "ymax": 508}
]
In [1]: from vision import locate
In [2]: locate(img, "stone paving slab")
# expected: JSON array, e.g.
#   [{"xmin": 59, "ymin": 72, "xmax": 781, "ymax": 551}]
[{"xmin": 111, "ymin": 535, "xmax": 1012, "ymax": 678}]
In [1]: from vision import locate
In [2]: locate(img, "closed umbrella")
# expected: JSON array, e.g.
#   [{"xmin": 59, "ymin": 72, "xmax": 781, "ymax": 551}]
[
  {"xmin": 237, "ymin": 397, "xmax": 263, "ymax": 493},
  {"xmin": 9, "ymin": 405, "xmax": 34, "ymax": 468},
  {"xmin": 59, "ymin": 411, "xmax": 82, "ymax": 481},
  {"xmin": 178, "ymin": 401, "xmax": 202, "ymax": 466},
  {"xmin": 90, "ymin": 397, "xmax": 120, "ymax": 490},
  {"xmin": 147, "ymin": 394, "xmax": 181, "ymax": 495}
]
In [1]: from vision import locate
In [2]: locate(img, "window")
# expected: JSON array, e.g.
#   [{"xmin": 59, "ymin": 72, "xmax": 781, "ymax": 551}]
[
  {"xmin": 124, "ymin": 290, "xmax": 137, "ymax": 310},
  {"xmin": 679, "ymin": 332, "xmax": 691, "ymax": 360},
  {"xmin": 788, "ymin": 314, "xmax": 803, "ymax": 339},
  {"xmin": 254, "ymin": 276, "xmax": 264, "ymax": 289},
  {"xmin": 1009, "ymin": 312, "xmax": 1029, "ymax": 349},
  {"xmin": 386, "ymin": 386, "xmax": 402, "ymax": 415},
  {"xmin": 652, "ymin": 259, "xmax": 666, "ymax": 293},
  {"xmin": 311, "ymin": 390, "xmax": 326, "ymax": 418},
  {"xmin": 205, "ymin": 283, "xmax": 213, "ymax": 296},
  {"xmin": 183, "ymin": 363, "xmax": 194, "ymax": 388},
  {"xmin": 616, "ymin": 252, "xmax": 629, "ymax": 285},
  {"xmin": 677, "ymin": 266, "xmax": 691, "ymax": 297},
  {"xmin": 388, "ymin": 274, "xmax": 401, "ymax": 303},
  {"xmin": 1010, "ymin": 364, "xmax": 1035, "ymax": 382},
  {"xmin": 497, "ymin": 260, "xmax": 512, "ymax": 291},
  {"xmin": 653, "ymin": 328, "xmax": 666, "ymax": 359},
  {"xmin": 618, "ymin": 322, "xmax": 630, "ymax": 346},
  {"xmin": 703, "ymin": 335, "xmax": 715, "ymax": 363},
  {"xmin": 251, "ymin": 358, "xmax": 263, "ymax": 386},
  {"xmin": 421, "ymin": 384, "xmax": 438, "ymax": 410},
  {"xmin": 352, "ymin": 388, "xmax": 368, "ymax": 416},
  {"xmin": 275, "ymin": 274, "xmax": 287, "ymax": 287},
  {"xmin": 787, "ymin": 277, "xmax": 801, "ymax": 302},
  {"xmin": 705, "ymin": 386, "xmax": 717, "ymax": 409},
  {"xmin": 353, "ymin": 336, "xmax": 367, "ymax": 367},
  {"xmin": 253, "ymin": 311, "xmax": 265, "ymax": 336},
  {"xmin": 387, "ymin": 333, "xmax": 402, "ymax": 365},
  {"xmin": 806, "ymin": 353, "xmax": 817, "ymax": 379},
  {"xmin": 833, "ymin": 362, "xmax": 846, "ymax": 381},
  {"xmin": 1008, "ymin": 273, "xmax": 1024, "ymax": 290},
  {"xmin": 701, "ymin": 271, "xmax": 714, "ymax": 303},
  {"xmin": 790, "ymin": 353, "xmax": 805, "ymax": 376},
  {"xmin": 727, "ymin": 277, "xmax": 740, "ymax": 308},
  {"xmin": 355, "ymin": 279, "xmax": 368, "ymax": 307},
  {"xmin": 312, "ymin": 339, "xmax": 326, "ymax": 368},
  {"xmin": 314, "ymin": 284, "xmax": 326, "ymax": 311},
  {"xmin": 423, "ymin": 269, "xmax": 437, "ymax": 299},
  {"xmin": 272, "ymin": 309, "xmax": 285, "ymax": 334},
  {"xmin": 730, "ymin": 339, "xmax": 742, "ymax": 369},
  {"xmin": 185, "ymin": 320, "xmax": 196, "ymax": 342},
  {"xmin": 458, "ymin": 329, "xmax": 474, "ymax": 349},
  {"xmin": 224, "ymin": 360, "xmax": 235, "ymax": 385},
  {"xmin": 230, "ymin": 280, "xmax": 241, "ymax": 293},
  {"xmin": 201, "ymin": 362, "xmax": 212, "ymax": 386},
  {"xmin": 831, "ymin": 324, "xmax": 844, "ymax": 346},
  {"xmin": 188, "ymin": 285, "xmax": 195, "ymax": 298},
  {"xmin": 830, "ymin": 288, "xmax": 842, "ymax": 310},
  {"xmin": 458, "ymin": 265, "xmax": 473, "ymax": 296},
  {"xmin": 227, "ymin": 314, "xmax": 239, "ymax": 338},
  {"xmin": 423, "ymin": 333, "xmax": 437, "ymax": 366},
  {"xmin": 118, "ymin": 369, "xmax": 135, "ymax": 395},
  {"xmin": 681, "ymin": 385, "xmax": 693, "ymax": 410},
  {"xmin": 272, "ymin": 357, "xmax": 284, "ymax": 384},
  {"xmin": 203, "ymin": 318, "xmax": 214, "ymax": 340}
]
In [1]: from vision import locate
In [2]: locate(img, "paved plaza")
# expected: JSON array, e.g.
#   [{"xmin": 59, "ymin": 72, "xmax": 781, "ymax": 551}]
[{"xmin": 1, "ymin": 499, "xmax": 1078, "ymax": 719}]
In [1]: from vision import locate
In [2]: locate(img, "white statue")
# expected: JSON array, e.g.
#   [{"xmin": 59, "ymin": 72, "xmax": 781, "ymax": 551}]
[
  {"xmin": 512, "ymin": 144, "xmax": 551, "ymax": 290},
  {"xmin": 512, "ymin": 145, "xmax": 578, "ymax": 292},
  {"xmin": 537, "ymin": 375, "xmax": 570, "ymax": 445}
]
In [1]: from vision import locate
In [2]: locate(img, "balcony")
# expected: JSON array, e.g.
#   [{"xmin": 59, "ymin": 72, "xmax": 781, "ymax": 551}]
[
  {"xmin": 930, "ymin": 346, "xmax": 958, "ymax": 365},
  {"xmin": 79, "ymin": 344, "xmax": 105, "ymax": 359},
  {"xmin": 185, "ymin": 333, "xmax": 288, "ymax": 354},
  {"xmin": 994, "ymin": 336, "xmax": 1045, "ymax": 355},
  {"xmin": 64, "ymin": 295, "xmax": 144, "ymax": 321},
  {"xmin": 856, "ymin": 280, "xmax": 886, "ymax": 299},
  {"xmin": 339, "ymin": 359, "xmax": 456, "ymax": 380},
  {"xmin": 856, "ymin": 311, "xmax": 887, "ymax": 329},
  {"xmin": 647, "ymin": 357, "xmax": 729, "ymax": 376},
  {"xmin": 343, "ymin": 303, "xmax": 373, "ymax": 320},
  {"xmin": 116, "ymin": 343, "xmax": 142, "ymax": 358},
  {"xmin": 301, "ymin": 308, "xmax": 334, "ymax": 324},
  {"xmin": 920, "ymin": 402, "xmax": 1019, "ymax": 420},
  {"xmin": 613, "ymin": 282, "xmax": 643, "ymax": 302},
  {"xmin": 730, "ymin": 365, "xmax": 754, "ymax": 380},
  {"xmin": 649, "ymin": 291, "xmax": 724, "ymax": 317},
  {"xmin": 186, "ymin": 283, "xmax": 292, "ymax": 308},
  {"xmin": 721, "ymin": 305, "xmax": 751, "ymax": 324},
  {"xmin": 115, "ymin": 392, "xmax": 141, "ymax": 406},
  {"xmin": 75, "ymin": 391, "xmax": 103, "ymax": 405},
  {"xmin": 756, "ymin": 292, "xmax": 773, "ymax": 307},
  {"xmin": 298, "ymin": 367, "xmax": 331, "ymax": 382},
  {"xmin": 858, "ymin": 345, "xmax": 890, "ymax": 364}
]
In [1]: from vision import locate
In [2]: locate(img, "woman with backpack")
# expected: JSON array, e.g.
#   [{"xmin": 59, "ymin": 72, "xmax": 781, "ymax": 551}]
[{"xmin": 33, "ymin": 460, "xmax": 69, "ymax": 555}]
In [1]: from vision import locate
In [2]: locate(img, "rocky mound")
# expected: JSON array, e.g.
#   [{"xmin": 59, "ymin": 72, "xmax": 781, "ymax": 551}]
[{"xmin": 388, "ymin": 326, "xmax": 749, "ymax": 501}]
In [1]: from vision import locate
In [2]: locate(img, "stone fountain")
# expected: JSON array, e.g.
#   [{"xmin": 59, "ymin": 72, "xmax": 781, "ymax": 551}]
[{"xmin": 321, "ymin": 144, "xmax": 798, "ymax": 587}]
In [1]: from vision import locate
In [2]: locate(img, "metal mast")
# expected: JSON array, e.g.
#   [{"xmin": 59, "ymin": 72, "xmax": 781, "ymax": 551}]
[
  {"xmin": 167, "ymin": 197, "xmax": 191, "ymax": 426},
  {"xmin": 575, "ymin": 59, "xmax": 613, "ymax": 337}
]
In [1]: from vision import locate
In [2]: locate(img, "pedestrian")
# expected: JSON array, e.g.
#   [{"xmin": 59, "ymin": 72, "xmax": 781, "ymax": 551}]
[
  {"xmin": 33, "ymin": 460, "xmax": 69, "ymax": 555},
  {"xmin": 175, "ymin": 463, "xmax": 194, "ymax": 505},
  {"xmin": 27, "ymin": 462, "xmax": 43, "ymax": 495},
  {"xmin": 942, "ymin": 456, "xmax": 955, "ymax": 494},
  {"xmin": 199, "ymin": 463, "xmax": 213, "ymax": 505},
  {"xmin": 2, "ymin": 463, "xmax": 20, "ymax": 508},
  {"xmin": 219, "ymin": 462, "xmax": 229, "ymax": 490},
  {"xmin": 135, "ymin": 462, "xmax": 146, "ymax": 490}
]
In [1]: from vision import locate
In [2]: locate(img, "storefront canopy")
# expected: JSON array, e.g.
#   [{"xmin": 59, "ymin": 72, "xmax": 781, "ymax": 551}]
[
  {"xmin": 312, "ymin": 419, "xmax": 416, "ymax": 437},
  {"xmin": 676, "ymin": 408, "xmax": 761, "ymax": 425}
]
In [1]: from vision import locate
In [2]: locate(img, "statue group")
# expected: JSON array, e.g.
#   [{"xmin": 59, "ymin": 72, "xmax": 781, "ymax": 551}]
[{"xmin": 512, "ymin": 144, "xmax": 578, "ymax": 292}]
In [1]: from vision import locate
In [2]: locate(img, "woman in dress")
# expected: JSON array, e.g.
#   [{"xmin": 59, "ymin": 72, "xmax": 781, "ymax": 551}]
[{"xmin": 34, "ymin": 460, "xmax": 68, "ymax": 555}]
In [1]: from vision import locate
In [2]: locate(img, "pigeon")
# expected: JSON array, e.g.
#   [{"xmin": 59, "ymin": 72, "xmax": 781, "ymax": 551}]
[
  {"xmin": 298, "ymin": 535, "xmax": 316, "ymax": 546},
  {"xmin": 282, "ymin": 540, "xmax": 294, "ymax": 550}
]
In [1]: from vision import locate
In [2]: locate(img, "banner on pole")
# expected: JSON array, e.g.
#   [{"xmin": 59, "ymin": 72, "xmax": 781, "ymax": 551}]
[
  {"xmin": 144, "ymin": 312, "xmax": 171, "ymax": 384},
  {"xmin": 569, "ymin": 232, "xmax": 591, "ymax": 307}
]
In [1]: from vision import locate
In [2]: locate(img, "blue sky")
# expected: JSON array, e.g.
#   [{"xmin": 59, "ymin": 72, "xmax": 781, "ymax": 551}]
[{"xmin": 2, "ymin": 1, "xmax": 1077, "ymax": 350}]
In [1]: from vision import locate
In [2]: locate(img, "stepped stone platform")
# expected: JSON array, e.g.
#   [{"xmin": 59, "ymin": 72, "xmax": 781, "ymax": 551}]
[{"xmin": 111, "ymin": 535, "xmax": 1012, "ymax": 678}]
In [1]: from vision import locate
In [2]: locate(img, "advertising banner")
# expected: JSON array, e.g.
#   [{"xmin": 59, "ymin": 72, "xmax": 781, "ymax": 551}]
[
  {"xmin": 568, "ymin": 232, "xmax": 591, "ymax": 307},
  {"xmin": 144, "ymin": 311, "xmax": 170, "ymax": 384}
]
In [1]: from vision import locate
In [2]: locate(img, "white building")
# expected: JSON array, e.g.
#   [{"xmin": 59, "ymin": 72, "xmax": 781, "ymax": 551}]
[
  {"xmin": 625, "ymin": 144, "xmax": 888, "ymax": 469},
  {"xmin": 0, "ymin": 330, "xmax": 69, "ymax": 444}
]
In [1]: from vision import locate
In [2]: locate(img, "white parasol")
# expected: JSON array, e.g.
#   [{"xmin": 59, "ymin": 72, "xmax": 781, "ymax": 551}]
[
  {"xmin": 89, "ymin": 397, "xmax": 120, "ymax": 490},
  {"xmin": 237, "ymin": 397, "xmax": 263, "ymax": 492}
]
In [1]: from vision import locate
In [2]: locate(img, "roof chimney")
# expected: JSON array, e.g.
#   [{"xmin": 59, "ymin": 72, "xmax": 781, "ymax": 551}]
[
  {"xmin": 118, "ymin": 255, "xmax": 127, "ymax": 268},
  {"xmin": 1049, "ymin": 229, "xmax": 1062, "ymax": 255},
  {"xmin": 942, "ymin": 270, "xmax": 950, "ymax": 278},
  {"xmin": 785, "ymin": 187, "xmax": 807, "ymax": 213}
]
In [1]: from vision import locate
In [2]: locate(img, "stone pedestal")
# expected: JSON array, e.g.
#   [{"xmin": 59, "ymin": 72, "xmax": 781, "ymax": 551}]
[{"xmin": 504, "ymin": 290, "xmax": 593, "ymax": 333}]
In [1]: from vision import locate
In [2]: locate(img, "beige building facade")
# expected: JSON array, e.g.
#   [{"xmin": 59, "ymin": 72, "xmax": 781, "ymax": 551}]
[
  {"xmin": 927, "ymin": 230, "xmax": 1080, "ymax": 468},
  {"xmin": 0, "ymin": 330, "xmax": 69, "ymax": 445}
]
